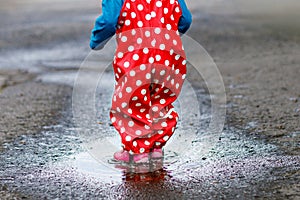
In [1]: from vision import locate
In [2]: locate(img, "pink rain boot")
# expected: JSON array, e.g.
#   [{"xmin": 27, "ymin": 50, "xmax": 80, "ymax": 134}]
[
  {"xmin": 113, "ymin": 150, "xmax": 130, "ymax": 162},
  {"xmin": 114, "ymin": 148, "xmax": 163, "ymax": 163},
  {"xmin": 151, "ymin": 148, "xmax": 163, "ymax": 158},
  {"xmin": 114, "ymin": 150, "xmax": 149, "ymax": 163}
]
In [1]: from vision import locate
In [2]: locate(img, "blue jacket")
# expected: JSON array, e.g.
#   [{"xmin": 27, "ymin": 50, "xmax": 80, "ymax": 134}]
[{"xmin": 90, "ymin": 0, "xmax": 192, "ymax": 50}]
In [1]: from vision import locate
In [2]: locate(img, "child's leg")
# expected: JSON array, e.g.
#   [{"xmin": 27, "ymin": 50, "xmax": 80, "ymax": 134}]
[
  {"xmin": 110, "ymin": 80, "xmax": 153, "ymax": 154},
  {"xmin": 110, "ymin": 55, "xmax": 186, "ymax": 156},
  {"xmin": 132, "ymin": 104, "xmax": 179, "ymax": 150},
  {"xmin": 110, "ymin": 64, "xmax": 162, "ymax": 154},
  {"xmin": 145, "ymin": 56, "xmax": 187, "ymax": 149}
]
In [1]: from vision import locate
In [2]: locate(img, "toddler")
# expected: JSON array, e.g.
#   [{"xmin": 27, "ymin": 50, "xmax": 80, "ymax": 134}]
[{"xmin": 90, "ymin": 0, "xmax": 192, "ymax": 163}]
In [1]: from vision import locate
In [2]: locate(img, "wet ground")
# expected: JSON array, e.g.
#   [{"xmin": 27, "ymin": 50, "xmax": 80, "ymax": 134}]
[
  {"xmin": 1, "ymin": 68, "xmax": 299, "ymax": 199},
  {"xmin": 1, "ymin": 70, "xmax": 299, "ymax": 199},
  {"xmin": 0, "ymin": 0, "xmax": 300, "ymax": 199}
]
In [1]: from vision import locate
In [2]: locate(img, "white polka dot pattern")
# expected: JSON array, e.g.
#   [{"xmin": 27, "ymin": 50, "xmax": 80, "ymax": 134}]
[{"xmin": 110, "ymin": 0, "xmax": 186, "ymax": 154}]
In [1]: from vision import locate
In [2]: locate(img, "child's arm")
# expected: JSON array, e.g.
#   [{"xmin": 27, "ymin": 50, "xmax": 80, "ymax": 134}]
[
  {"xmin": 90, "ymin": 0, "xmax": 123, "ymax": 50},
  {"xmin": 177, "ymin": 0, "xmax": 192, "ymax": 34}
]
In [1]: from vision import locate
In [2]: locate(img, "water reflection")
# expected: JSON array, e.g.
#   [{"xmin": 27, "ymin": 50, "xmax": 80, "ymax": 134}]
[
  {"xmin": 123, "ymin": 169, "xmax": 168, "ymax": 182},
  {"xmin": 113, "ymin": 157, "xmax": 164, "ymax": 174},
  {"xmin": 108, "ymin": 169, "xmax": 185, "ymax": 200}
]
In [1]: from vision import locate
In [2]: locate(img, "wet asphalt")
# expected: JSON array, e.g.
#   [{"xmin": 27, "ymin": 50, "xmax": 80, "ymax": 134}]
[
  {"xmin": 1, "ymin": 69, "xmax": 299, "ymax": 199},
  {"xmin": 0, "ymin": 0, "xmax": 299, "ymax": 199}
]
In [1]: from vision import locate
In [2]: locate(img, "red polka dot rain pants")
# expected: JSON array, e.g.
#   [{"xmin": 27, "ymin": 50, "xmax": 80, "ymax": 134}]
[{"xmin": 110, "ymin": 0, "xmax": 187, "ymax": 154}]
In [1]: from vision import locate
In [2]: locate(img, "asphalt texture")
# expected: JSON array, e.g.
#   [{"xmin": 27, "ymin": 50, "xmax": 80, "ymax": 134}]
[
  {"xmin": 1, "ymin": 70, "xmax": 299, "ymax": 199},
  {"xmin": 0, "ymin": 0, "xmax": 299, "ymax": 199}
]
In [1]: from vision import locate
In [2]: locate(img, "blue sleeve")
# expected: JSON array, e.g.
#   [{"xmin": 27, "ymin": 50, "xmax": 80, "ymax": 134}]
[
  {"xmin": 177, "ymin": 0, "xmax": 192, "ymax": 34},
  {"xmin": 90, "ymin": 0, "xmax": 124, "ymax": 50}
]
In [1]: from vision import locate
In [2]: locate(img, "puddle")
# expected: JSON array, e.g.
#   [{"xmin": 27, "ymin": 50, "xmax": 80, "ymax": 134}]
[
  {"xmin": 0, "ymin": 40, "xmax": 89, "ymax": 73},
  {"xmin": 1, "ymin": 121, "xmax": 298, "ymax": 199},
  {"xmin": 36, "ymin": 71, "xmax": 78, "ymax": 86}
]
